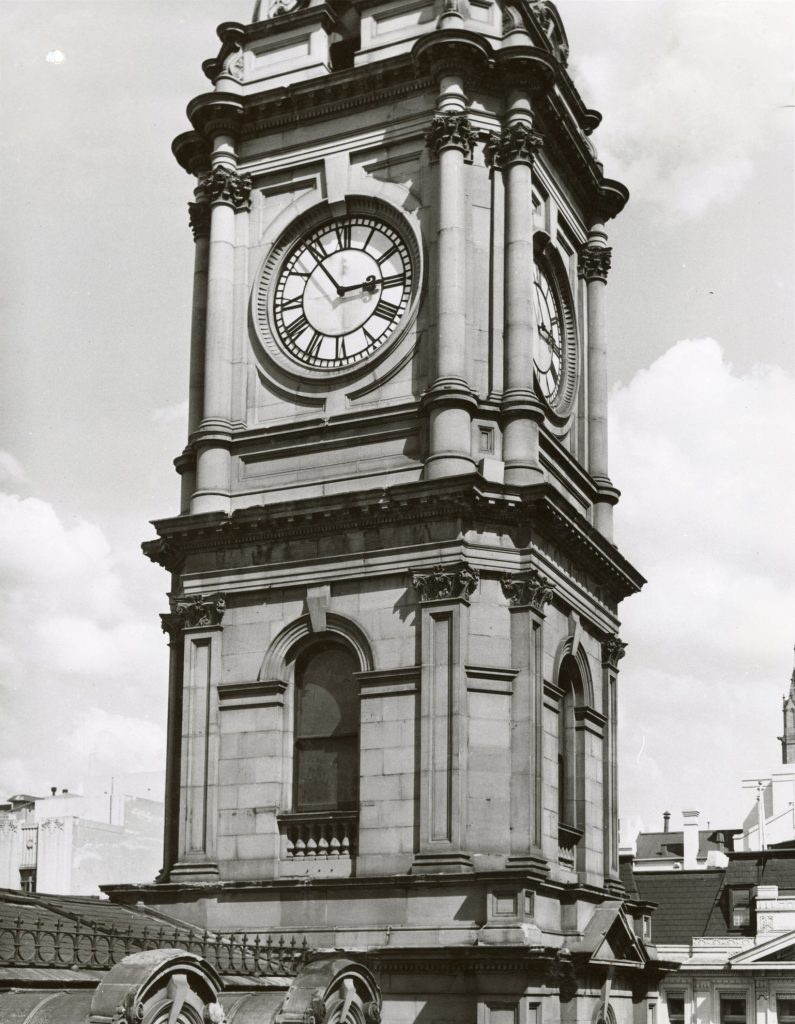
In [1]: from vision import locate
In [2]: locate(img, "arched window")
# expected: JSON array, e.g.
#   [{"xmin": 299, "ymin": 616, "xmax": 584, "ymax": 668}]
[
  {"xmin": 558, "ymin": 654, "xmax": 580, "ymax": 829},
  {"xmin": 294, "ymin": 641, "xmax": 359, "ymax": 812}
]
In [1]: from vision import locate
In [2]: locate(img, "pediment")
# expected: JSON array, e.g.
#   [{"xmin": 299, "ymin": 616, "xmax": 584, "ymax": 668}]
[
  {"xmin": 570, "ymin": 902, "xmax": 647, "ymax": 966},
  {"xmin": 731, "ymin": 931, "xmax": 795, "ymax": 967}
]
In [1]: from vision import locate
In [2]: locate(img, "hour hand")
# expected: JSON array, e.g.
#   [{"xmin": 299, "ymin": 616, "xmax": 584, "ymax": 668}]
[{"xmin": 339, "ymin": 274, "xmax": 378, "ymax": 295}]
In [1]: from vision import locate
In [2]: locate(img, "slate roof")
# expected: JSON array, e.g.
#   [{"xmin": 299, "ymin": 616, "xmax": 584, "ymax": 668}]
[
  {"xmin": 633, "ymin": 870, "xmax": 726, "ymax": 943},
  {"xmin": 635, "ymin": 829, "xmax": 738, "ymax": 862}
]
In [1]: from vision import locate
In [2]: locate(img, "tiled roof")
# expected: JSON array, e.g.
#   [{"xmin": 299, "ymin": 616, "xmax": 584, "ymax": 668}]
[{"xmin": 633, "ymin": 870, "xmax": 726, "ymax": 943}]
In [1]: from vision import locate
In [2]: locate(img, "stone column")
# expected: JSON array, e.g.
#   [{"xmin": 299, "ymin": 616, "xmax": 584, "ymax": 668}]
[
  {"xmin": 192, "ymin": 153, "xmax": 251, "ymax": 515},
  {"xmin": 410, "ymin": 563, "xmax": 478, "ymax": 873},
  {"xmin": 178, "ymin": 196, "xmax": 211, "ymax": 514},
  {"xmin": 579, "ymin": 233, "xmax": 619, "ymax": 538},
  {"xmin": 602, "ymin": 633, "xmax": 626, "ymax": 889},
  {"xmin": 169, "ymin": 593, "xmax": 226, "ymax": 881},
  {"xmin": 159, "ymin": 612, "xmax": 185, "ymax": 881},
  {"xmin": 423, "ymin": 99, "xmax": 477, "ymax": 480},
  {"xmin": 501, "ymin": 569, "xmax": 555, "ymax": 875},
  {"xmin": 486, "ymin": 109, "xmax": 545, "ymax": 487}
]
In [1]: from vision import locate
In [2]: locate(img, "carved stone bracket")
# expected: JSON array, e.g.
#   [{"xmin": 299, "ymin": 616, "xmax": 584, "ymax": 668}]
[
  {"xmin": 484, "ymin": 123, "xmax": 543, "ymax": 170},
  {"xmin": 500, "ymin": 569, "xmax": 555, "ymax": 612},
  {"xmin": 200, "ymin": 166, "xmax": 253, "ymax": 210},
  {"xmin": 578, "ymin": 244, "xmax": 613, "ymax": 283},
  {"xmin": 188, "ymin": 200, "xmax": 211, "ymax": 240},
  {"xmin": 169, "ymin": 593, "xmax": 227, "ymax": 630},
  {"xmin": 602, "ymin": 633, "xmax": 627, "ymax": 670},
  {"xmin": 412, "ymin": 563, "xmax": 479, "ymax": 602},
  {"xmin": 425, "ymin": 113, "xmax": 476, "ymax": 160}
]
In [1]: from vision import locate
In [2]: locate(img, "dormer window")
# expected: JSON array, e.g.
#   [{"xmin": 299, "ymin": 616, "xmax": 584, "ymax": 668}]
[{"xmin": 729, "ymin": 888, "xmax": 752, "ymax": 929}]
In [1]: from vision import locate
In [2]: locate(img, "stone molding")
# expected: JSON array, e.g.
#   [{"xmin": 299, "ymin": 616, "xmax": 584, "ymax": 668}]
[
  {"xmin": 164, "ymin": 593, "xmax": 226, "ymax": 635},
  {"xmin": 578, "ymin": 244, "xmax": 613, "ymax": 283},
  {"xmin": 602, "ymin": 633, "xmax": 627, "ymax": 670},
  {"xmin": 40, "ymin": 818, "xmax": 64, "ymax": 831},
  {"xmin": 188, "ymin": 200, "xmax": 211, "ymax": 240},
  {"xmin": 425, "ymin": 113, "xmax": 476, "ymax": 160},
  {"xmin": 501, "ymin": 569, "xmax": 555, "ymax": 612},
  {"xmin": 199, "ymin": 166, "xmax": 253, "ymax": 210},
  {"xmin": 484, "ymin": 123, "xmax": 543, "ymax": 170},
  {"xmin": 217, "ymin": 679, "xmax": 287, "ymax": 709},
  {"xmin": 411, "ymin": 562, "xmax": 479, "ymax": 602}
]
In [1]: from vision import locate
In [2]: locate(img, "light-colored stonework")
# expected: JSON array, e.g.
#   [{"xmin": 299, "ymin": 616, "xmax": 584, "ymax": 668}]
[{"xmin": 107, "ymin": 0, "xmax": 669, "ymax": 1020}]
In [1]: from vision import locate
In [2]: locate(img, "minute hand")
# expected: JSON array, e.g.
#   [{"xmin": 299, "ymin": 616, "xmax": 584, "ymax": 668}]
[
  {"xmin": 339, "ymin": 274, "xmax": 379, "ymax": 295},
  {"xmin": 314, "ymin": 259, "xmax": 344, "ymax": 296}
]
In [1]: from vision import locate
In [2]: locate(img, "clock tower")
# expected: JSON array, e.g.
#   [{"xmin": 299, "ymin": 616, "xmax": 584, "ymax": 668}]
[{"xmin": 120, "ymin": 0, "xmax": 668, "ymax": 1019}]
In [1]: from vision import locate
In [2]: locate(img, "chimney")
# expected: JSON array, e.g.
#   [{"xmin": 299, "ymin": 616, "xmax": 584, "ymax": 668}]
[
  {"xmin": 663, "ymin": 811, "xmax": 671, "ymax": 833},
  {"xmin": 50, "ymin": 787, "xmax": 56, "ymax": 796},
  {"xmin": 682, "ymin": 809, "xmax": 700, "ymax": 869}
]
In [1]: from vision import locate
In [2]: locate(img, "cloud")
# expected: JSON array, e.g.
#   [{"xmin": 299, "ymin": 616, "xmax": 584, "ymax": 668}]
[
  {"xmin": 0, "ymin": 491, "xmax": 167, "ymax": 798},
  {"xmin": 152, "ymin": 400, "xmax": 188, "ymax": 426},
  {"xmin": 0, "ymin": 451, "xmax": 27, "ymax": 485},
  {"xmin": 568, "ymin": 0, "xmax": 793, "ymax": 220},
  {"xmin": 612, "ymin": 339, "xmax": 795, "ymax": 831}
]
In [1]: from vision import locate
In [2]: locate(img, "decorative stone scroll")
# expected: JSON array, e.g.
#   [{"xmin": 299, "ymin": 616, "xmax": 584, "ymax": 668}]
[
  {"xmin": 412, "ymin": 563, "xmax": 479, "ymax": 602},
  {"xmin": 602, "ymin": 634, "xmax": 627, "ymax": 670},
  {"xmin": 578, "ymin": 244, "xmax": 613, "ymax": 283},
  {"xmin": 500, "ymin": 569, "xmax": 555, "ymax": 612},
  {"xmin": 163, "ymin": 593, "xmax": 227, "ymax": 634},
  {"xmin": 425, "ymin": 113, "xmax": 476, "ymax": 159},
  {"xmin": 188, "ymin": 200, "xmax": 211, "ymax": 240},
  {"xmin": 200, "ymin": 166, "xmax": 253, "ymax": 210},
  {"xmin": 484, "ymin": 123, "xmax": 543, "ymax": 170}
]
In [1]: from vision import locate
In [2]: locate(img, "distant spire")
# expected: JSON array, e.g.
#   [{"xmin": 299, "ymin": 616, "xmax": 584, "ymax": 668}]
[{"xmin": 779, "ymin": 644, "xmax": 795, "ymax": 764}]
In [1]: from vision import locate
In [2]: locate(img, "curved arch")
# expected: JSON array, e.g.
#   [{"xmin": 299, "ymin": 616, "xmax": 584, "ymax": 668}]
[
  {"xmin": 551, "ymin": 636, "xmax": 594, "ymax": 708},
  {"xmin": 258, "ymin": 612, "xmax": 375, "ymax": 682}
]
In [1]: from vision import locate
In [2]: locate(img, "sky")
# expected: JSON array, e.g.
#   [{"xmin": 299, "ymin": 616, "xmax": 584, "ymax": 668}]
[{"xmin": 0, "ymin": 1, "xmax": 793, "ymax": 843}]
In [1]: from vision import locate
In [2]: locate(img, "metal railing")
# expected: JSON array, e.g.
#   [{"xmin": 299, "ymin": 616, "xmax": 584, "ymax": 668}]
[{"xmin": 0, "ymin": 914, "xmax": 310, "ymax": 977}]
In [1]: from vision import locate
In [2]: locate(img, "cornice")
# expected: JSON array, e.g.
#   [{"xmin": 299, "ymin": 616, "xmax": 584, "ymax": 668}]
[{"xmin": 142, "ymin": 479, "xmax": 645, "ymax": 601}]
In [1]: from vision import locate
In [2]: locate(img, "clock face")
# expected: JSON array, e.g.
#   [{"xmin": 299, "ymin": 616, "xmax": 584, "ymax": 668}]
[
  {"xmin": 533, "ymin": 262, "xmax": 564, "ymax": 406},
  {"xmin": 271, "ymin": 214, "xmax": 413, "ymax": 369}
]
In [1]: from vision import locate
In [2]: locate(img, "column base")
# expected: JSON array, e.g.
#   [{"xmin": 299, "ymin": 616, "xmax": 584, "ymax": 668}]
[
  {"xmin": 168, "ymin": 860, "xmax": 220, "ymax": 882},
  {"xmin": 505, "ymin": 852, "xmax": 549, "ymax": 878},
  {"xmin": 423, "ymin": 454, "xmax": 477, "ymax": 479},
  {"xmin": 504, "ymin": 462, "xmax": 544, "ymax": 487},
  {"xmin": 410, "ymin": 851, "xmax": 474, "ymax": 874},
  {"xmin": 190, "ymin": 490, "xmax": 231, "ymax": 515}
]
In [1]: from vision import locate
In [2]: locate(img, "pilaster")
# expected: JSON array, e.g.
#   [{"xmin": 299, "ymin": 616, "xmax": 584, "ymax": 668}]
[
  {"xmin": 410, "ymin": 563, "xmax": 478, "ymax": 873},
  {"xmin": 601, "ymin": 633, "xmax": 626, "ymax": 889},
  {"xmin": 169, "ymin": 593, "xmax": 226, "ymax": 881},
  {"xmin": 501, "ymin": 570, "xmax": 555, "ymax": 875}
]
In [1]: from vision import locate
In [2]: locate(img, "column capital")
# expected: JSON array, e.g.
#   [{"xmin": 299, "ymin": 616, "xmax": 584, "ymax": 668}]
[
  {"xmin": 602, "ymin": 633, "xmax": 627, "ymax": 670},
  {"xmin": 485, "ymin": 124, "xmax": 543, "ymax": 170},
  {"xmin": 501, "ymin": 569, "xmax": 555, "ymax": 613},
  {"xmin": 188, "ymin": 200, "xmax": 211, "ymax": 240},
  {"xmin": 412, "ymin": 562, "xmax": 479, "ymax": 602},
  {"xmin": 200, "ymin": 166, "xmax": 252, "ymax": 210},
  {"xmin": 425, "ymin": 112, "xmax": 476, "ymax": 160},
  {"xmin": 578, "ymin": 244, "xmax": 613, "ymax": 283},
  {"xmin": 167, "ymin": 592, "xmax": 227, "ymax": 632}
]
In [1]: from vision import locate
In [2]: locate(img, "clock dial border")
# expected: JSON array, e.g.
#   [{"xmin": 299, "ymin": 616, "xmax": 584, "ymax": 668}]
[
  {"xmin": 532, "ymin": 237, "xmax": 579, "ymax": 424},
  {"xmin": 253, "ymin": 197, "xmax": 423, "ymax": 384}
]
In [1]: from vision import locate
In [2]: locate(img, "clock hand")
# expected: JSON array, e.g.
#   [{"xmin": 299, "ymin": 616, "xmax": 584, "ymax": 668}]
[
  {"xmin": 338, "ymin": 274, "xmax": 379, "ymax": 295},
  {"xmin": 312, "ymin": 258, "xmax": 344, "ymax": 296}
]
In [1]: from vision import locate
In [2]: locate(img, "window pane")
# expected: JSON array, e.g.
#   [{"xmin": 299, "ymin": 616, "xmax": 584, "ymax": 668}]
[
  {"xmin": 778, "ymin": 1000, "xmax": 795, "ymax": 1023},
  {"xmin": 297, "ymin": 646, "xmax": 358, "ymax": 738},
  {"xmin": 295, "ymin": 737, "xmax": 358, "ymax": 811},
  {"xmin": 667, "ymin": 996, "xmax": 685, "ymax": 1024},
  {"xmin": 720, "ymin": 998, "xmax": 746, "ymax": 1024}
]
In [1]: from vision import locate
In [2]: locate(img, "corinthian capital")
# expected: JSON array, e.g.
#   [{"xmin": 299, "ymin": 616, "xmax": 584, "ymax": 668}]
[
  {"xmin": 188, "ymin": 200, "xmax": 211, "ymax": 240},
  {"xmin": 578, "ymin": 245, "xmax": 613, "ymax": 282},
  {"xmin": 425, "ymin": 113, "xmax": 476, "ymax": 159},
  {"xmin": 602, "ymin": 634, "xmax": 627, "ymax": 670},
  {"xmin": 170, "ymin": 593, "xmax": 227, "ymax": 629},
  {"xmin": 201, "ymin": 166, "xmax": 252, "ymax": 210},
  {"xmin": 501, "ymin": 569, "xmax": 555, "ymax": 612},
  {"xmin": 412, "ymin": 563, "xmax": 479, "ymax": 602},
  {"xmin": 484, "ymin": 123, "xmax": 543, "ymax": 170}
]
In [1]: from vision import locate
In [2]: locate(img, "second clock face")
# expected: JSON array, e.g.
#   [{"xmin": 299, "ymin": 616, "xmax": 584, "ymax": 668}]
[
  {"xmin": 533, "ymin": 262, "xmax": 564, "ymax": 406},
  {"xmin": 272, "ymin": 214, "xmax": 413, "ymax": 369}
]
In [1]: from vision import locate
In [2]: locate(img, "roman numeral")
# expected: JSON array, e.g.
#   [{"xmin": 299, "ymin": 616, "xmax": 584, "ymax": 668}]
[
  {"xmin": 286, "ymin": 314, "xmax": 309, "ymax": 339},
  {"xmin": 380, "ymin": 273, "xmax": 405, "ymax": 289},
  {"xmin": 335, "ymin": 222, "xmax": 351, "ymax": 250},
  {"xmin": 377, "ymin": 245, "xmax": 398, "ymax": 265},
  {"xmin": 306, "ymin": 331, "xmax": 324, "ymax": 357},
  {"xmin": 373, "ymin": 299, "xmax": 400, "ymax": 321},
  {"xmin": 335, "ymin": 336, "xmax": 347, "ymax": 361},
  {"xmin": 281, "ymin": 295, "xmax": 303, "ymax": 312},
  {"xmin": 306, "ymin": 239, "xmax": 327, "ymax": 264}
]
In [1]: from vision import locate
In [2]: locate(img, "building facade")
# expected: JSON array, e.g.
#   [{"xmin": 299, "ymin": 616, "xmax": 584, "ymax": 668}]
[{"xmin": 106, "ymin": 0, "xmax": 667, "ymax": 1019}]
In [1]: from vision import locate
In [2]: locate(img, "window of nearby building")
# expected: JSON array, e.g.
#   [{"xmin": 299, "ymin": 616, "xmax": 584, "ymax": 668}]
[
  {"xmin": 19, "ymin": 868, "xmax": 36, "ymax": 893},
  {"xmin": 729, "ymin": 888, "xmax": 752, "ymax": 929},
  {"xmin": 642, "ymin": 915, "xmax": 653, "ymax": 941},
  {"xmin": 667, "ymin": 994, "xmax": 685, "ymax": 1024},
  {"xmin": 777, "ymin": 999, "xmax": 795, "ymax": 1024},
  {"xmin": 720, "ymin": 997, "xmax": 747, "ymax": 1024},
  {"xmin": 294, "ymin": 642, "xmax": 359, "ymax": 812}
]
